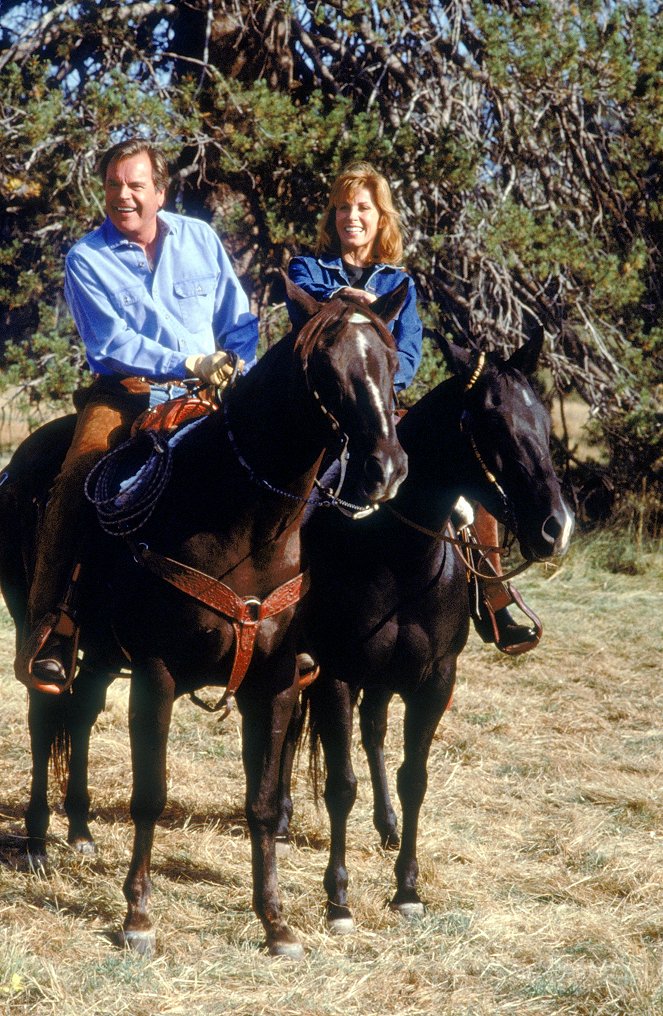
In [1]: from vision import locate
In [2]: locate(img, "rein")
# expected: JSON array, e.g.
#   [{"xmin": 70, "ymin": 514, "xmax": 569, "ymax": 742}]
[
  {"xmin": 384, "ymin": 505, "xmax": 531, "ymax": 581},
  {"xmin": 223, "ymin": 374, "xmax": 381, "ymax": 519}
]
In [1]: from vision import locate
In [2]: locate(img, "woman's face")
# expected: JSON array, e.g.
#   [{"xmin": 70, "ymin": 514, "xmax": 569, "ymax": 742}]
[{"xmin": 335, "ymin": 186, "xmax": 381, "ymax": 263}]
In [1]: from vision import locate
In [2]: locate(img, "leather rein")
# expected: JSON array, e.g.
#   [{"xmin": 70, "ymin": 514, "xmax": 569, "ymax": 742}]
[{"xmin": 386, "ymin": 352, "xmax": 532, "ymax": 583}]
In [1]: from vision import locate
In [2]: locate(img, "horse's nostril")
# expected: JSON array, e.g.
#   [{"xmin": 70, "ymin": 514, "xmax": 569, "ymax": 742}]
[
  {"xmin": 364, "ymin": 455, "xmax": 386, "ymax": 487},
  {"xmin": 542, "ymin": 515, "xmax": 562, "ymax": 544}
]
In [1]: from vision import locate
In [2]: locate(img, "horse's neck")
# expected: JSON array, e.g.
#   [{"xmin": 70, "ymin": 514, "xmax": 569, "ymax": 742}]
[
  {"xmin": 393, "ymin": 379, "xmax": 468, "ymax": 529},
  {"xmin": 225, "ymin": 337, "xmax": 326, "ymax": 489},
  {"xmin": 156, "ymin": 340, "xmax": 324, "ymax": 555}
]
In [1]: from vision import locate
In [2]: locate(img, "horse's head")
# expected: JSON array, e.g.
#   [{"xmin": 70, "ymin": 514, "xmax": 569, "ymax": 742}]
[
  {"xmin": 439, "ymin": 331, "xmax": 574, "ymax": 562},
  {"xmin": 285, "ymin": 275, "xmax": 408, "ymax": 510}
]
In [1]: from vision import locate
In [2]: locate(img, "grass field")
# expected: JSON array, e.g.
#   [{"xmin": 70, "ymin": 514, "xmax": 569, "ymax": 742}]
[{"xmin": 1, "ymin": 531, "xmax": 662, "ymax": 1015}]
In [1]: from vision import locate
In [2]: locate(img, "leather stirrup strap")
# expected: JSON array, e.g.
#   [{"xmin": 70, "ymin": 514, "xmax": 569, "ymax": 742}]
[
  {"xmin": 132, "ymin": 544, "xmax": 309, "ymax": 699},
  {"xmin": 15, "ymin": 564, "xmax": 82, "ymax": 695},
  {"xmin": 15, "ymin": 610, "xmax": 80, "ymax": 695}
]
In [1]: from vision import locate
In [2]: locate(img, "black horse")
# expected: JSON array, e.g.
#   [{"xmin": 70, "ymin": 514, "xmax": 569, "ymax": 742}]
[
  {"xmin": 0, "ymin": 279, "xmax": 408, "ymax": 958},
  {"xmin": 294, "ymin": 332, "xmax": 574, "ymax": 932}
]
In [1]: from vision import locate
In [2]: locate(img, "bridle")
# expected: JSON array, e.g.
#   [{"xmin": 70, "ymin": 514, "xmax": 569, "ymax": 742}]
[
  {"xmin": 386, "ymin": 351, "xmax": 532, "ymax": 582},
  {"xmin": 223, "ymin": 332, "xmax": 393, "ymax": 519}
]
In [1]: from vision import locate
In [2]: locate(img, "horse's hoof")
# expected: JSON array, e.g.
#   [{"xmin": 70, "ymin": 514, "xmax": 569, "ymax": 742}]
[
  {"xmin": 275, "ymin": 836, "xmax": 291, "ymax": 859},
  {"xmin": 116, "ymin": 929, "xmax": 156, "ymax": 957},
  {"xmin": 327, "ymin": 915, "xmax": 355, "ymax": 935},
  {"xmin": 269, "ymin": 939, "xmax": 305, "ymax": 960},
  {"xmin": 20, "ymin": 851, "xmax": 48, "ymax": 875},
  {"xmin": 390, "ymin": 900, "xmax": 425, "ymax": 919},
  {"xmin": 380, "ymin": 831, "xmax": 400, "ymax": 851},
  {"xmin": 326, "ymin": 902, "xmax": 354, "ymax": 934},
  {"xmin": 70, "ymin": 839, "xmax": 96, "ymax": 856}
]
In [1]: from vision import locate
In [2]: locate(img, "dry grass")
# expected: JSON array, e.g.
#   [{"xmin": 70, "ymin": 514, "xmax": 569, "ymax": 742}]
[{"xmin": 1, "ymin": 533, "xmax": 662, "ymax": 1015}]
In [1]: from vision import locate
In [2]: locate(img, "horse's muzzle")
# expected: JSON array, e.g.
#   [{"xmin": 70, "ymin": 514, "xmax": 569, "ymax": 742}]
[
  {"xmin": 522, "ymin": 498, "xmax": 575, "ymax": 561},
  {"xmin": 361, "ymin": 449, "xmax": 408, "ymax": 504}
]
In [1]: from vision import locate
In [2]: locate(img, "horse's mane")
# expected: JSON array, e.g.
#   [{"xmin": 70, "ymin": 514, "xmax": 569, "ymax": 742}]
[{"xmin": 294, "ymin": 296, "xmax": 397, "ymax": 366}]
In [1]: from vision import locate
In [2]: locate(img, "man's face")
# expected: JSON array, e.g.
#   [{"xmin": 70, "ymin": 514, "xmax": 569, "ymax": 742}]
[{"xmin": 104, "ymin": 152, "xmax": 165, "ymax": 243}]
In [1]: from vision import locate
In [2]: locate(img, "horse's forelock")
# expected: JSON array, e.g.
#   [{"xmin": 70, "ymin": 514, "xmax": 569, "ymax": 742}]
[
  {"xmin": 294, "ymin": 297, "xmax": 396, "ymax": 368},
  {"xmin": 294, "ymin": 302, "xmax": 343, "ymax": 365}
]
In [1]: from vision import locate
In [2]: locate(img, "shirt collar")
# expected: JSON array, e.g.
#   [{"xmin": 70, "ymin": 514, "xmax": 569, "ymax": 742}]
[
  {"xmin": 318, "ymin": 253, "xmax": 389, "ymax": 275},
  {"xmin": 318, "ymin": 254, "xmax": 345, "ymax": 270},
  {"xmin": 102, "ymin": 212, "xmax": 175, "ymax": 249}
]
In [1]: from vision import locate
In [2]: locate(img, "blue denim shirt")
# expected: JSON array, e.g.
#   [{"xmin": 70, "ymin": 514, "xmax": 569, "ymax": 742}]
[
  {"xmin": 64, "ymin": 211, "xmax": 259, "ymax": 380},
  {"xmin": 287, "ymin": 254, "xmax": 423, "ymax": 391}
]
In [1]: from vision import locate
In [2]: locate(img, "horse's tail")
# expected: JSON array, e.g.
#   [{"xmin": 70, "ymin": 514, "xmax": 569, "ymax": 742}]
[
  {"xmin": 51, "ymin": 704, "xmax": 72, "ymax": 795},
  {"xmin": 295, "ymin": 686, "xmax": 322, "ymax": 804},
  {"xmin": 28, "ymin": 691, "xmax": 72, "ymax": 797}
]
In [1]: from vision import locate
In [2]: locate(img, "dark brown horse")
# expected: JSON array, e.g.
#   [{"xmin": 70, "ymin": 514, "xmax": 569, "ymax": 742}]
[
  {"xmin": 293, "ymin": 332, "xmax": 574, "ymax": 932},
  {"xmin": 0, "ymin": 279, "xmax": 409, "ymax": 958}
]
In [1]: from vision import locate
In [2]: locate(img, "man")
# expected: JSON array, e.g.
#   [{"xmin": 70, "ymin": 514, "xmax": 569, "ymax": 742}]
[{"xmin": 15, "ymin": 138, "xmax": 259, "ymax": 691}]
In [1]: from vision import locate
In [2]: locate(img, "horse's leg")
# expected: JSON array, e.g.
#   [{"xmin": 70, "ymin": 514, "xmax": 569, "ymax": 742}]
[
  {"xmin": 358, "ymin": 686, "xmax": 400, "ymax": 849},
  {"xmin": 391, "ymin": 659, "xmax": 456, "ymax": 917},
  {"xmin": 239, "ymin": 661, "xmax": 304, "ymax": 959},
  {"xmin": 64, "ymin": 665, "xmax": 114, "ymax": 853},
  {"xmin": 24, "ymin": 691, "xmax": 61, "ymax": 866},
  {"xmin": 310, "ymin": 675, "xmax": 357, "ymax": 934},
  {"xmin": 120, "ymin": 659, "xmax": 175, "ymax": 956},
  {"xmin": 275, "ymin": 694, "xmax": 301, "ymax": 853}
]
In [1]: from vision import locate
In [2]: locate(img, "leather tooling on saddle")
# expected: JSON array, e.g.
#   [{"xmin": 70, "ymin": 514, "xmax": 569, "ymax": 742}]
[{"xmin": 131, "ymin": 388, "xmax": 218, "ymax": 437}]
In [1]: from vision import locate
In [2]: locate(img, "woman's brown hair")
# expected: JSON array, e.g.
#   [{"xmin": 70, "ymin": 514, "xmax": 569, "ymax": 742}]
[{"xmin": 315, "ymin": 162, "xmax": 403, "ymax": 264}]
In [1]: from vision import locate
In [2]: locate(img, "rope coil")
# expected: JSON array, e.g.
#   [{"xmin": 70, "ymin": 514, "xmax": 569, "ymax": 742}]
[{"xmin": 84, "ymin": 430, "xmax": 174, "ymax": 536}]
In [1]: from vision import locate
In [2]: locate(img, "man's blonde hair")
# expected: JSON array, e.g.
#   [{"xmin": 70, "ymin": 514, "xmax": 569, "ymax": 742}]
[{"xmin": 315, "ymin": 162, "xmax": 403, "ymax": 264}]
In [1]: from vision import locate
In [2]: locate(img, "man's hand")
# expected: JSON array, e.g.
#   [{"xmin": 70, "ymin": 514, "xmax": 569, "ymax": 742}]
[{"xmin": 185, "ymin": 351, "xmax": 243, "ymax": 387}]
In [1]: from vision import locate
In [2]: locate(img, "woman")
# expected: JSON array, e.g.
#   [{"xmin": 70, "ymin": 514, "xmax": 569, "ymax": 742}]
[
  {"xmin": 286, "ymin": 162, "xmax": 422, "ymax": 392},
  {"xmin": 288, "ymin": 163, "xmax": 538, "ymax": 654}
]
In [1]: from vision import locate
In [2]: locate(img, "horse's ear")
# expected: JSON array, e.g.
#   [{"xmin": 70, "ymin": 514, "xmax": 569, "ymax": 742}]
[
  {"xmin": 507, "ymin": 326, "xmax": 544, "ymax": 375},
  {"xmin": 370, "ymin": 278, "xmax": 410, "ymax": 325},
  {"xmin": 281, "ymin": 269, "xmax": 324, "ymax": 322},
  {"xmin": 433, "ymin": 331, "xmax": 475, "ymax": 378}
]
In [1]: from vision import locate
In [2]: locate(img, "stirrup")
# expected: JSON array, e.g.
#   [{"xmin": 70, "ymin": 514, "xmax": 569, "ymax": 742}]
[
  {"xmin": 472, "ymin": 580, "xmax": 542, "ymax": 656},
  {"xmin": 15, "ymin": 609, "xmax": 80, "ymax": 695},
  {"xmin": 296, "ymin": 652, "xmax": 320, "ymax": 689}
]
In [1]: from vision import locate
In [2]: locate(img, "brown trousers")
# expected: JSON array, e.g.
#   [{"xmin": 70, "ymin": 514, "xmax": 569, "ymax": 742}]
[
  {"xmin": 26, "ymin": 376, "xmax": 151, "ymax": 628},
  {"xmin": 472, "ymin": 504, "xmax": 511, "ymax": 611}
]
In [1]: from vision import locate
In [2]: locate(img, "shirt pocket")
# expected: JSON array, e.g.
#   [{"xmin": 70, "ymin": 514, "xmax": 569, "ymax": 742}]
[
  {"xmin": 112, "ymin": 285, "xmax": 147, "ymax": 328},
  {"xmin": 173, "ymin": 274, "xmax": 217, "ymax": 332},
  {"xmin": 113, "ymin": 285, "xmax": 144, "ymax": 312}
]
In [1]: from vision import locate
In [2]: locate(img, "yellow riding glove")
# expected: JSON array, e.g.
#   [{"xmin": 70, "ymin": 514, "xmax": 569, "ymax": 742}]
[{"xmin": 184, "ymin": 351, "xmax": 242, "ymax": 388}]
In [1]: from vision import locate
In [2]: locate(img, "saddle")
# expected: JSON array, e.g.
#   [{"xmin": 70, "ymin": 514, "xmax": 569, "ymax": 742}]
[{"xmin": 131, "ymin": 387, "xmax": 218, "ymax": 438}]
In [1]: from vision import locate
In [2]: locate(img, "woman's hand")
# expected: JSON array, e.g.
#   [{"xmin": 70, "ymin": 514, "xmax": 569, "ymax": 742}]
[{"xmin": 340, "ymin": 287, "xmax": 377, "ymax": 306}]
